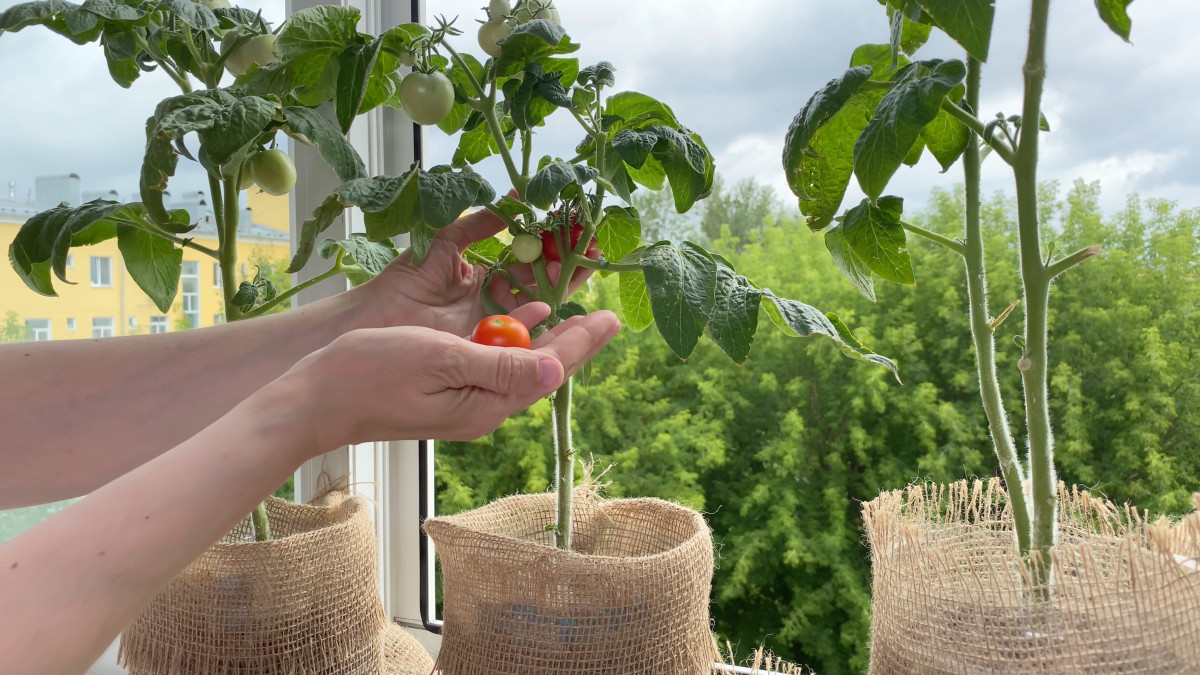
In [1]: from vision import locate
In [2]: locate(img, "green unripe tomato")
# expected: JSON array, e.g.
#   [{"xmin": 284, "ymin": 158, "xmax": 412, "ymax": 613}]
[
  {"xmin": 511, "ymin": 233, "xmax": 542, "ymax": 263},
  {"xmin": 398, "ymin": 71, "xmax": 454, "ymax": 126},
  {"xmin": 238, "ymin": 162, "xmax": 256, "ymax": 190},
  {"xmin": 488, "ymin": 0, "xmax": 511, "ymax": 19},
  {"xmin": 201, "ymin": 0, "xmax": 231, "ymax": 9},
  {"xmin": 248, "ymin": 149, "xmax": 296, "ymax": 196},
  {"xmin": 221, "ymin": 31, "xmax": 277, "ymax": 77},
  {"xmin": 515, "ymin": 1, "xmax": 559, "ymax": 25},
  {"xmin": 478, "ymin": 19, "xmax": 511, "ymax": 58}
]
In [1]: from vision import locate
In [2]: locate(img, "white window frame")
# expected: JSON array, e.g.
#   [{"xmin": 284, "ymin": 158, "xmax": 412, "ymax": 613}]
[
  {"xmin": 287, "ymin": 0, "xmax": 437, "ymax": 656},
  {"xmin": 92, "ymin": 317, "xmax": 114, "ymax": 339},
  {"xmin": 181, "ymin": 261, "xmax": 201, "ymax": 329},
  {"xmin": 66, "ymin": 318, "xmax": 77, "ymax": 332},
  {"xmin": 26, "ymin": 318, "xmax": 52, "ymax": 341},
  {"xmin": 66, "ymin": 253, "xmax": 75, "ymax": 269},
  {"xmin": 90, "ymin": 256, "xmax": 112, "ymax": 287},
  {"xmin": 149, "ymin": 316, "xmax": 169, "ymax": 334},
  {"xmin": 213, "ymin": 261, "xmax": 223, "ymax": 288}
]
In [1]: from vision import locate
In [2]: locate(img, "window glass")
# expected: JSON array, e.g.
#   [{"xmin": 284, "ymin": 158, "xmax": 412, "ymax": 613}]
[
  {"xmin": 25, "ymin": 318, "xmax": 51, "ymax": 341},
  {"xmin": 89, "ymin": 256, "xmax": 112, "ymax": 287},
  {"xmin": 149, "ymin": 316, "xmax": 169, "ymax": 334},
  {"xmin": 181, "ymin": 261, "xmax": 201, "ymax": 330},
  {"xmin": 92, "ymin": 317, "xmax": 114, "ymax": 339}
]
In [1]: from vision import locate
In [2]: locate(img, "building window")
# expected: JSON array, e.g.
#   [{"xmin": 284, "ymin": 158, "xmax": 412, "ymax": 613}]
[
  {"xmin": 213, "ymin": 314, "xmax": 225, "ymax": 325},
  {"xmin": 92, "ymin": 317, "xmax": 114, "ymax": 339},
  {"xmin": 25, "ymin": 319, "xmax": 51, "ymax": 341},
  {"xmin": 128, "ymin": 317, "xmax": 138, "ymax": 330},
  {"xmin": 149, "ymin": 316, "xmax": 169, "ymax": 334},
  {"xmin": 241, "ymin": 263, "xmax": 248, "ymax": 277},
  {"xmin": 66, "ymin": 318, "xmax": 76, "ymax": 332},
  {"xmin": 213, "ymin": 262, "xmax": 222, "ymax": 288},
  {"xmin": 90, "ymin": 256, "xmax": 112, "ymax": 287},
  {"xmin": 66, "ymin": 254, "xmax": 74, "ymax": 269},
  {"xmin": 181, "ymin": 261, "xmax": 200, "ymax": 329}
]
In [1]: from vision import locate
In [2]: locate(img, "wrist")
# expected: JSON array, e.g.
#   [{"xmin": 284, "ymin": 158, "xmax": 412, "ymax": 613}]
[{"xmin": 241, "ymin": 368, "xmax": 325, "ymax": 466}]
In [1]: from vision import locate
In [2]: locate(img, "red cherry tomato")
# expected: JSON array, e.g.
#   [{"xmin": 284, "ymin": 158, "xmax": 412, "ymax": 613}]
[
  {"xmin": 470, "ymin": 315, "xmax": 532, "ymax": 349},
  {"xmin": 539, "ymin": 210, "xmax": 599, "ymax": 263}
]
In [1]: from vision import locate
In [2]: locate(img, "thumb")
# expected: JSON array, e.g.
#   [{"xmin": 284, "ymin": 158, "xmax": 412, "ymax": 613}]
[{"xmin": 444, "ymin": 342, "xmax": 564, "ymax": 397}]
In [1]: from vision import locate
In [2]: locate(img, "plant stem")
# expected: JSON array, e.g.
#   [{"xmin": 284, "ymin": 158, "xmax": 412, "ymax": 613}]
[
  {"xmin": 573, "ymin": 257, "xmax": 639, "ymax": 273},
  {"xmin": 939, "ymin": 97, "xmax": 1016, "ymax": 165},
  {"xmin": 961, "ymin": 56, "xmax": 1033, "ymax": 557},
  {"xmin": 1046, "ymin": 244, "xmax": 1101, "ymax": 280},
  {"xmin": 1015, "ymin": 0, "xmax": 1056, "ymax": 581},
  {"xmin": 445, "ymin": 45, "xmax": 527, "ymax": 194},
  {"xmin": 901, "ymin": 220, "xmax": 965, "ymax": 255},
  {"xmin": 551, "ymin": 377, "xmax": 574, "ymax": 550},
  {"xmin": 214, "ymin": 176, "xmax": 270, "ymax": 541},
  {"xmin": 242, "ymin": 264, "xmax": 341, "ymax": 318}
]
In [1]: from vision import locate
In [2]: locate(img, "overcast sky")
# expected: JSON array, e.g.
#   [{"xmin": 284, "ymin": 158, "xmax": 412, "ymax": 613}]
[{"xmin": 1, "ymin": 0, "xmax": 1197, "ymax": 219}]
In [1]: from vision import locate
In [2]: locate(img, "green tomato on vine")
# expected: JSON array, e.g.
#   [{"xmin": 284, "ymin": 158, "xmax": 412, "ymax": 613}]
[
  {"xmin": 399, "ymin": 71, "xmax": 455, "ymax": 126},
  {"xmin": 221, "ymin": 29, "xmax": 277, "ymax": 77},
  {"xmin": 514, "ymin": 0, "xmax": 560, "ymax": 25},
  {"xmin": 248, "ymin": 149, "xmax": 297, "ymax": 196}
]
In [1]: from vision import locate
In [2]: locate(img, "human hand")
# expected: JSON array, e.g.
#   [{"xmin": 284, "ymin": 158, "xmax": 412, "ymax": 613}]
[
  {"xmin": 355, "ymin": 203, "xmax": 592, "ymax": 337},
  {"xmin": 275, "ymin": 305, "xmax": 619, "ymax": 455}
]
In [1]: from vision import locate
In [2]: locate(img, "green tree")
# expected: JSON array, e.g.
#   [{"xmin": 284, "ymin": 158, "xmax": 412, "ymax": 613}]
[
  {"xmin": 698, "ymin": 176, "xmax": 783, "ymax": 247},
  {"xmin": 1, "ymin": 311, "xmax": 31, "ymax": 343}
]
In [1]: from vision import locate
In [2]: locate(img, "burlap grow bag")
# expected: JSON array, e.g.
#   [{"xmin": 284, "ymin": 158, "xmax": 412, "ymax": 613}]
[
  {"xmin": 864, "ymin": 479, "xmax": 1200, "ymax": 673},
  {"xmin": 119, "ymin": 492, "xmax": 391, "ymax": 674},
  {"xmin": 425, "ymin": 491, "xmax": 718, "ymax": 674}
]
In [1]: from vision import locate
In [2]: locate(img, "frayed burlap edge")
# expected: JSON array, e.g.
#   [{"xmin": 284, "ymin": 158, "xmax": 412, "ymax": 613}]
[
  {"xmin": 119, "ymin": 492, "xmax": 387, "ymax": 675},
  {"xmin": 863, "ymin": 479, "xmax": 1200, "ymax": 673},
  {"xmin": 712, "ymin": 640, "xmax": 815, "ymax": 674},
  {"xmin": 384, "ymin": 624, "xmax": 435, "ymax": 675}
]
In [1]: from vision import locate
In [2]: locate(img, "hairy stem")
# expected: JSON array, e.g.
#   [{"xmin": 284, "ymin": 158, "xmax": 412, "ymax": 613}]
[
  {"xmin": 961, "ymin": 56, "xmax": 1033, "ymax": 557},
  {"xmin": 901, "ymin": 220, "xmax": 966, "ymax": 255},
  {"xmin": 445, "ymin": 45, "xmax": 526, "ymax": 194},
  {"xmin": 243, "ymin": 264, "xmax": 341, "ymax": 318},
  {"xmin": 552, "ymin": 377, "xmax": 574, "ymax": 550},
  {"xmin": 1015, "ymin": 0, "xmax": 1056, "ymax": 583}
]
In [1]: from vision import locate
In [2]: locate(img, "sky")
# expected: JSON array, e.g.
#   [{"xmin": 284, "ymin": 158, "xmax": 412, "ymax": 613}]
[{"xmin": 1, "ymin": 0, "xmax": 1197, "ymax": 219}]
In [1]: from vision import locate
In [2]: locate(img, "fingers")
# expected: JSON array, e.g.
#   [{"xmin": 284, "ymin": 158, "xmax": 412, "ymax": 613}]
[
  {"xmin": 441, "ymin": 340, "xmax": 564, "ymax": 400},
  {"xmin": 440, "ymin": 207, "xmax": 507, "ymax": 252},
  {"xmin": 532, "ymin": 311, "xmax": 621, "ymax": 380},
  {"xmin": 509, "ymin": 302, "xmax": 551, "ymax": 329}
]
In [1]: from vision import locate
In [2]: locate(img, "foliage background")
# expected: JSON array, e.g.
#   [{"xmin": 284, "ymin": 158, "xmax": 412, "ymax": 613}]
[{"xmin": 435, "ymin": 177, "xmax": 1200, "ymax": 673}]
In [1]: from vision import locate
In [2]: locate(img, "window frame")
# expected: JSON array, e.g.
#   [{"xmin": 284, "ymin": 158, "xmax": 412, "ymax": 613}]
[
  {"xmin": 213, "ymin": 261, "xmax": 223, "ymax": 288},
  {"xmin": 180, "ymin": 260, "xmax": 201, "ymax": 329},
  {"xmin": 92, "ymin": 317, "xmax": 114, "ymax": 339},
  {"xmin": 149, "ymin": 316, "xmax": 169, "ymax": 334},
  {"xmin": 90, "ymin": 256, "xmax": 112, "ymax": 288},
  {"xmin": 25, "ymin": 318, "xmax": 52, "ymax": 341}
]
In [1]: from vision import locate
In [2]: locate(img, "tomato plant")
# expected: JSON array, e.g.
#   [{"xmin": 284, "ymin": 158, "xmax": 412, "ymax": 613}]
[
  {"xmin": 1, "ymin": 2, "xmax": 896, "ymax": 553},
  {"xmin": 471, "ymin": 315, "xmax": 532, "ymax": 349}
]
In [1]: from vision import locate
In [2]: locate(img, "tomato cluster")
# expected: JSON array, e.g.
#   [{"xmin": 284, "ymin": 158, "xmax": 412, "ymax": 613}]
[{"xmin": 540, "ymin": 210, "xmax": 598, "ymax": 263}]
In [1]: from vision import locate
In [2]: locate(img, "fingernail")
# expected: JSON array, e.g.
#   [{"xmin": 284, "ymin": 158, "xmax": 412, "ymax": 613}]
[{"xmin": 538, "ymin": 357, "xmax": 560, "ymax": 388}]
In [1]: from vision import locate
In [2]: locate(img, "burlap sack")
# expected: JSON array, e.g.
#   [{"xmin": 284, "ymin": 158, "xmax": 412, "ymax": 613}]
[
  {"xmin": 119, "ymin": 492, "xmax": 389, "ymax": 674},
  {"xmin": 384, "ymin": 625, "xmax": 435, "ymax": 674},
  {"xmin": 424, "ymin": 491, "xmax": 718, "ymax": 674},
  {"xmin": 864, "ymin": 479, "xmax": 1200, "ymax": 674}
]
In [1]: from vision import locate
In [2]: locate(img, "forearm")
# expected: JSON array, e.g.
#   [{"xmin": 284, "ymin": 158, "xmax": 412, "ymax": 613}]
[
  {"xmin": 0, "ymin": 379, "xmax": 314, "ymax": 675},
  {"xmin": 0, "ymin": 287, "xmax": 370, "ymax": 507}
]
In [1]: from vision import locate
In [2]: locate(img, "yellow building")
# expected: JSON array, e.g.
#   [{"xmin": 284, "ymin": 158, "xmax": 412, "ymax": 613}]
[{"xmin": 1, "ymin": 175, "xmax": 290, "ymax": 341}]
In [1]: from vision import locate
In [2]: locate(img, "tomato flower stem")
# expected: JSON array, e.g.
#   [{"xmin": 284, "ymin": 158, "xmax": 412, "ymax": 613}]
[{"xmin": 901, "ymin": 220, "xmax": 965, "ymax": 256}]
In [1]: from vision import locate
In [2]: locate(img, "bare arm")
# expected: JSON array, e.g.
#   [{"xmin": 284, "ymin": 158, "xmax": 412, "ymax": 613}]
[
  {"xmin": 0, "ymin": 289, "xmax": 371, "ymax": 508},
  {"xmin": 0, "ymin": 309, "xmax": 620, "ymax": 674}
]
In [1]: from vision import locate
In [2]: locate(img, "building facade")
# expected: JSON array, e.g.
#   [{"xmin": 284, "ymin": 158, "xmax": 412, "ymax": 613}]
[{"xmin": 1, "ymin": 175, "xmax": 290, "ymax": 341}]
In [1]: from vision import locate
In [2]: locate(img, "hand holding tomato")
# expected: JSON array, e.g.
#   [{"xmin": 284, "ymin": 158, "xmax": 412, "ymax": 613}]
[{"xmin": 471, "ymin": 315, "xmax": 532, "ymax": 349}]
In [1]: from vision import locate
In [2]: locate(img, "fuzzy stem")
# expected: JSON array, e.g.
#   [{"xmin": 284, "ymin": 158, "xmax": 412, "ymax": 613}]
[
  {"xmin": 214, "ymin": 176, "xmax": 269, "ymax": 541},
  {"xmin": 961, "ymin": 56, "xmax": 1033, "ymax": 557},
  {"xmin": 1015, "ymin": 0, "xmax": 1056, "ymax": 582},
  {"xmin": 901, "ymin": 220, "xmax": 965, "ymax": 256},
  {"xmin": 552, "ymin": 377, "xmax": 574, "ymax": 550}
]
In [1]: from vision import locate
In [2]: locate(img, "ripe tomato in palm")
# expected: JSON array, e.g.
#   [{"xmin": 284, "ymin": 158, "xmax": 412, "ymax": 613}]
[{"xmin": 470, "ymin": 315, "xmax": 531, "ymax": 349}]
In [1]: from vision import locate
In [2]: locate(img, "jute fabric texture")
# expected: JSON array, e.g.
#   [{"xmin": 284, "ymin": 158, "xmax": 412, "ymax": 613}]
[
  {"xmin": 425, "ymin": 491, "xmax": 718, "ymax": 674},
  {"xmin": 384, "ymin": 625, "xmax": 435, "ymax": 674},
  {"xmin": 864, "ymin": 479, "xmax": 1200, "ymax": 674},
  {"xmin": 119, "ymin": 492, "xmax": 389, "ymax": 674}
]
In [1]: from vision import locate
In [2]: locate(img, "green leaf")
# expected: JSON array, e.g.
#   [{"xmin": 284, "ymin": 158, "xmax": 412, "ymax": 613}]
[
  {"xmin": 920, "ymin": 102, "xmax": 970, "ymax": 172},
  {"xmin": 440, "ymin": 52, "xmax": 485, "ymax": 134},
  {"xmin": 760, "ymin": 291, "xmax": 899, "ymax": 380},
  {"xmin": 157, "ymin": 0, "xmax": 218, "ymax": 31},
  {"xmin": 468, "ymin": 236, "xmax": 507, "ymax": 262},
  {"xmin": 80, "ymin": 0, "xmax": 142, "ymax": 20},
  {"xmin": 495, "ymin": 19, "xmax": 580, "ymax": 76},
  {"xmin": 318, "ymin": 233, "xmax": 398, "ymax": 285},
  {"xmin": 854, "ymin": 59, "xmax": 966, "ymax": 200},
  {"xmin": 526, "ymin": 161, "xmax": 598, "ymax": 209},
  {"xmin": 602, "ymin": 91, "xmax": 681, "ymax": 132},
  {"xmin": 275, "ymin": 4, "xmax": 361, "ymax": 60},
  {"xmin": 557, "ymin": 301, "xmax": 588, "ymax": 320},
  {"xmin": 335, "ymin": 37, "xmax": 384, "ymax": 133},
  {"xmin": 577, "ymin": 61, "xmax": 616, "ymax": 88},
  {"xmin": 9, "ymin": 204, "xmax": 72, "ymax": 296},
  {"xmin": 912, "ymin": 0, "xmax": 995, "ymax": 62},
  {"xmin": 417, "ymin": 168, "xmax": 495, "ymax": 228},
  {"xmin": 231, "ymin": 281, "xmax": 259, "ymax": 311},
  {"xmin": 196, "ymin": 95, "xmax": 279, "ymax": 172},
  {"xmin": 289, "ymin": 193, "xmax": 348, "ymax": 273},
  {"xmin": 282, "ymin": 106, "xmax": 367, "ymax": 182},
  {"xmin": 707, "ymin": 263, "xmax": 761, "ymax": 364},
  {"xmin": 1094, "ymin": 0, "xmax": 1133, "ymax": 41},
  {"xmin": 618, "ymin": 269, "xmax": 653, "ymax": 332},
  {"xmin": 839, "ymin": 197, "xmax": 914, "ymax": 285},
  {"xmin": 50, "ymin": 200, "xmax": 125, "ymax": 279},
  {"xmin": 116, "ymin": 224, "xmax": 182, "ymax": 313},
  {"xmin": 782, "ymin": 65, "xmax": 874, "ymax": 231},
  {"xmin": 825, "ymin": 224, "xmax": 876, "ymax": 302},
  {"xmin": 641, "ymin": 241, "xmax": 717, "ymax": 360},
  {"xmin": 0, "ymin": 1, "xmax": 73, "ymax": 32},
  {"xmin": 596, "ymin": 205, "xmax": 641, "ymax": 271}
]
